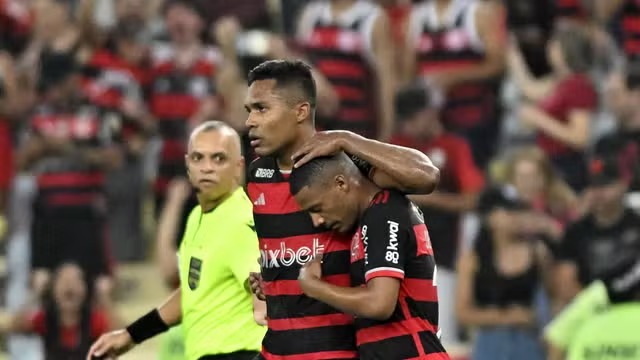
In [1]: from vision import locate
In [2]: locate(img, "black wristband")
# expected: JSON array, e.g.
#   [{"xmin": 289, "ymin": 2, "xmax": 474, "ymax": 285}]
[{"xmin": 126, "ymin": 309, "xmax": 169, "ymax": 344}]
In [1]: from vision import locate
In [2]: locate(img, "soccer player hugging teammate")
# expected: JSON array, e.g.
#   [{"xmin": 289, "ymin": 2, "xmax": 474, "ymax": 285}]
[
  {"xmin": 244, "ymin": 59, "xmax": 440, "ymax": 359},
  {"xmin": 290, "ymin": 154, "xmax": 449, "ymax": 360}
]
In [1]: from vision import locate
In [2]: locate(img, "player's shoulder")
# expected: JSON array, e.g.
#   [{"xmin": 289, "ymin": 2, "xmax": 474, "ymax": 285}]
[
  {"xmin": 363, "ymin": 190, "xmax": 414, "ymax": 223},
  {"xmin": 247, "ymin": 156, "xmax": 279, "ymax": 182}
]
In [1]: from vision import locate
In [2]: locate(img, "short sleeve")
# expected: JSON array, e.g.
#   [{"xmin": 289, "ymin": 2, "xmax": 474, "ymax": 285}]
[
  {"xmin": 556, "ymin": 222, "xmax": 582, "ymax": 262},
  {"xmin": 361, "ymin": 201, "xmax": 410, "ymax": 282},
  {"xmin": 224, "ymin": 221, "xmax": 260, "ymax": 290},
  {"xmin": 452, "ymin": 139, "xmax": 485, "ymax": 193}
]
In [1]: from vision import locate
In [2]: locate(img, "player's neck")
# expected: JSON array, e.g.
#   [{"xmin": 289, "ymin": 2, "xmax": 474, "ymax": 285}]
[
  {"xmin": 356, "ymin": 179, "xmax": 383, "ymax": 218},
  {"xmin": 277, "ymin": 126, "xmax": 316, "ymax": 171}
]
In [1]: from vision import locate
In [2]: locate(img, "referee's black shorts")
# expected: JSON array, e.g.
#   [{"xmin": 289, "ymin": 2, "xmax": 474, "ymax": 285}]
[
  {"xmin": 197, "ymin": 351, "xmax": 259, "ymax": 360},
  {"xmin": 31, "ymin": 200, "xmax": 112, "ymax": 282}
]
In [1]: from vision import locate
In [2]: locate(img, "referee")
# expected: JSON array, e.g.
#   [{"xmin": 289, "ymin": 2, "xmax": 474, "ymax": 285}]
[{"xmin": 87, "ymin": 121, "xmax": 266, "ymax": 360}]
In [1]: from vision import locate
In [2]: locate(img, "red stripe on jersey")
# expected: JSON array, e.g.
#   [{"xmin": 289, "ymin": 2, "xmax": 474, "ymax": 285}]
[
  {"xmin": 267, "ymin": 313, "xmax": 354, "ymax": 331},
  {"xmin": 262, "ymin": 348, "xmax": 357, "ymax": 360},
  {"xmin": 47, "ymin": 193, "xmax": 101, "ymax": 206},
  {"xmin": 403, "ymin": 279, "xmax": 438, "ymax": 302},
  {"xmin": 317, "ymin": 59, "xmax": 367, "ymax": 79},
  {"xmin": 264, "ymin": 274, "xmax": 351, "ymax": 296},
  {"xmin": 365, "ymin": 267, "xmax": 405, "ymax": 282},
  {"xmin": 414, "ymin": 224, "xmax": 434, "ymax": 256},
  {"xmin": 191, "ymin": 60, "xmax": 216, "ymax": 77},
  {"xmin": 624, "ymin": 39, "xmax": 640, "ymax": 55},
  {"xmin": 623, "ymin": 17, "xmax": 640, "ymax": 33},
  {"xmin": 401, "ymin": 297, "xmax": 426, "ymax": 356},
  {"xmin": 150, "ymin": 94, "xmax": 199, "ymax": 119},
  {"xmin": 161, "ymin": 139, "xmax": 186, "ymax": 160},
  {"xmin": 38, "ymin": 172, "xmax": 105, "ymax": 188},
  {"xmin": 418, "ymin": 60, "xmax": 478, "ymax": 74},
  {"xmin": 248, "ymin": 181, "xmax": 300, "ymax": 215},
  {"xmin": 338, "ymin": 108, "xmax": 369, "ymax": 122},
  {"xmin": 356, "ymin": 317, "xmax": 438, "ymax": 346},
  {"xmin": 334, "ymin": 85, "xmax": 366, "ymax": 101}
]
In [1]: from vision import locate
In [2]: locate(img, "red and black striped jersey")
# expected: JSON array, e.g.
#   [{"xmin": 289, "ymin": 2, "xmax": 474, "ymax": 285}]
[
  {"xmin": 28, "ymin": 100, "xmax": 122, "ymax": 209},
  {"xmin": 297, "ymin": 0, "xmax": 381, "ymax": 138},
  {"xmin": 148, "ymin": 44, "xmax": 221, "ymax": 194},
  {"xmin": 621, "ymin": 0, "xmax": 640, "ymax": 60},
  {"xmin": 408, "ymin": 0, "xmax": 500, "ymax": 130},
  {"xmin": 82, "ymin": 49, "xmax": 150, "ymax": 139},
  {"xmin": 350, "ymin": 190, "xmax": 449, "ymax": 360},
  {"xmin": 247, "ymin": 156, "xmax": 358, "ymax": 360}
]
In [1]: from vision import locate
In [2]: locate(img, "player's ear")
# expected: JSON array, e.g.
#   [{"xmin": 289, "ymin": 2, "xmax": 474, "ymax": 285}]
[
  {"xmin": 334, "ymin": 174, "xmax": 349, "ymax": 192},
  {"xmin": 296, "ymin": 102, "xmax": 311, "ymax": 124}
]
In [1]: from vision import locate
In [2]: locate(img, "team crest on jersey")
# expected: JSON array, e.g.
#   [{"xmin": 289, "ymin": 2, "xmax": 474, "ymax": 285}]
[{"xmin": 188, "ymin": 257, "xmax": 203, "ymax": 290}]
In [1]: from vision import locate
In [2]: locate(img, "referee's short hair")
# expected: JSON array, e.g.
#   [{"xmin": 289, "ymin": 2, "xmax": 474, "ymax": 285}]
[
  {"xmin": 289, "ymin": 152, "xmax": 359, "ymax": 195},
  {"xmin": 188, "ymin": 120, "xmax": 240, "ymax": 152}
]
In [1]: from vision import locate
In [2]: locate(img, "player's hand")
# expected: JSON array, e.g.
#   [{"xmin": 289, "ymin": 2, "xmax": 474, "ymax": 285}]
[
  {"xmin": 249, "ymin": 272, "xmax": 266, "ymax": 301},
  {"xmin": 86, "ymin": 329, "xmax": 135, "ymax": 360},
  {"xmin": 298, "ymin": 254, "xmax": 324, "ymax": 297},
  {"xmin": 298, "ymin": 254, "xmax": 323, "ymax": 282},
  {"xmin": 292, "ymin": 131, "xmax": 352, "ymax": 168}
]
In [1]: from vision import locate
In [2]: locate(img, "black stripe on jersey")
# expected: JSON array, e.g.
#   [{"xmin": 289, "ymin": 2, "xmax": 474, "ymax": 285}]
[
  {"xmin": 254, "ymin": 211, "xmax": 318, "ymax": 238},
  {"xmin": 322, "ymin": 75, "xmax": 368, "ymax": 89},
  {"xmin": 310, "ymin": 50, "xmax": 368, "ymax": 64},
  {"xmin": 404, "ymin": 257, "xmax": 437, "ymax": 280},
  {"xmin": 406, "ymin": 298, "xmax": 439, "ymax": 325},
  {"xmin": 157, "ymin": 120, "xmax": 189, "ymax": 138},
  {"xmin": 158, "ymin": 162, "xmax": 187, "ymax": 179},
  {"xmin": 267, "ymin": 294, "xmax": 346, "ymax": 319},
  {"xmin": 262, "ymin": 250, "xmax": 351, "ymax": 281},
  {"xmin": 338, "ymin": 99, "xmax": 369, "ymax": 109},
  {"xmin": 358, "ymin": 331, "xmax": 446, "ymax": 359},
  {"xmin": 359, "ymin": 334, "xmax": 420, "ymax": 360},
  {"xmin": 418, "ymin": 51, "xmax": 484, "ymax": 63},
  {"xmin": 263, "ymin": 326, "xmax": 356, "ymax": 356},
  {"xmin": 247, "ymin": 157, "xmax": 285, "ymax": 183}
]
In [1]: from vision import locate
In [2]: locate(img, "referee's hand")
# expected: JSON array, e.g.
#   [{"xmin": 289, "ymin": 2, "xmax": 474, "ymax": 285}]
[{"xmin": 87, "ymin": 329, "xmax": 135, "ymax": 360}]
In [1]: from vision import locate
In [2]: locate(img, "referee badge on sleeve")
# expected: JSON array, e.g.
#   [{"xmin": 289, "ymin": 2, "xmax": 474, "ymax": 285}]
[{"xmin": 188, "ymin": 257, "xmax": 203, "ymax": 290}]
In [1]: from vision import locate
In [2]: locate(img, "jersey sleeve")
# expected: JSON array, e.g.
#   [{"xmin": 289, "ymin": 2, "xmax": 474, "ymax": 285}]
[
  {"xmin": 224, "ymin": 220, "xmax": 260, "ymax": 290},
  {"xmin": 556, "ymin": 223, "xmax": 581, "ymax": 262},
  {"xmin": 361, "ymin": 201, "xmax": 410, "ymax": 282}
]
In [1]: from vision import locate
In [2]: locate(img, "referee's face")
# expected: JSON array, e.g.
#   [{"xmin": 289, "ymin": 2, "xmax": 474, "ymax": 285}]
[{"xmin": 186, "ymin": 129, "xmax": 243, "ymax": 200}]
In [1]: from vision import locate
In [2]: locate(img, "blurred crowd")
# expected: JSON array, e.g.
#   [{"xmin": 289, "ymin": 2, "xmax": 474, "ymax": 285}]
[{"xmin": 1, "ymin": 0, "xmax": 640, "ymax": 359}]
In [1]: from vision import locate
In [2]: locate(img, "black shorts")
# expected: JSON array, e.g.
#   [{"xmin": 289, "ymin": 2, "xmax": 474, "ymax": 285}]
[{"xmin": 31, "ymin": 202, "xmax": 112, "ymax": 281}]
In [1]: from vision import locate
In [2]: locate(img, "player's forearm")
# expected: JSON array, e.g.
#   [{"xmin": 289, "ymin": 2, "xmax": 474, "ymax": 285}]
[
  {"xmin": 456, "ymin": 307, "xmax": 510, "ymax": 327},
  {"xmin": 338, "ymin": 132, "xmax": 439, "ymax": 194},
  {"xmin": 301, "ymin": 279, "xmax": 391, "ymax": 320},
  {"xmin": 408, "ymin": 192, "xmax": 479, "ymax": 213},
  {"xmin": 157, "ymin": 288, "xmax": 182, "ymax": 327}
]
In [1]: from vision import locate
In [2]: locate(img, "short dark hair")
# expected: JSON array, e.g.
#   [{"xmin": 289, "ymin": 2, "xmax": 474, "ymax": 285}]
[
  {"xmin": 162, "ymin": 0, "xmax": 205, "ymax": 18},
  {"xmin": 289, "ymin": 153, "xmax": 356, "ymax": 195},
  {"xmin": 247, "ymin": 59, "xmax": 317, "ymax": 109}
]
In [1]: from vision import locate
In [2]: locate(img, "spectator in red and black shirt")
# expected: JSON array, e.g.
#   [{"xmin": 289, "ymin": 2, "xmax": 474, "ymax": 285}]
[
  {"xmin": 245, "ymin": 60, "xmax": 439, "ymax": 360},
  {"xmin": 0, "ymin": 263, "xmax": 118, "ymax": 360},
  {"xmin": 291, "ymin": 153, "xmax": 449, "ymax": 360},
  {"xmin": 391, "ymin": 84, "xmax": 484, "ymax": 344},
  {"xmin": 16, "ymin": 53, "xmax": 122, "ymax": 300}
]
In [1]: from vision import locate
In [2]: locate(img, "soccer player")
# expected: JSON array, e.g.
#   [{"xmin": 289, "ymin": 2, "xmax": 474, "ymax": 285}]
[
  {"xmin": 86, "ymin": 121, "xmax": 266, "ymax": 360},
  {"xmin": 245, "ymin": 60, "xmax": 440, "ymax": 359},
  {"xmin": 289, "ymin": 153, "xmax": 448, "ymax": 359}
]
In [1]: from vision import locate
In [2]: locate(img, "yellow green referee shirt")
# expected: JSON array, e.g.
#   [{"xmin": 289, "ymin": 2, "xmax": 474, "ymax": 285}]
[{"xmin": 178, "ymin": 187, "xmax": 265, "ymax": 359}]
